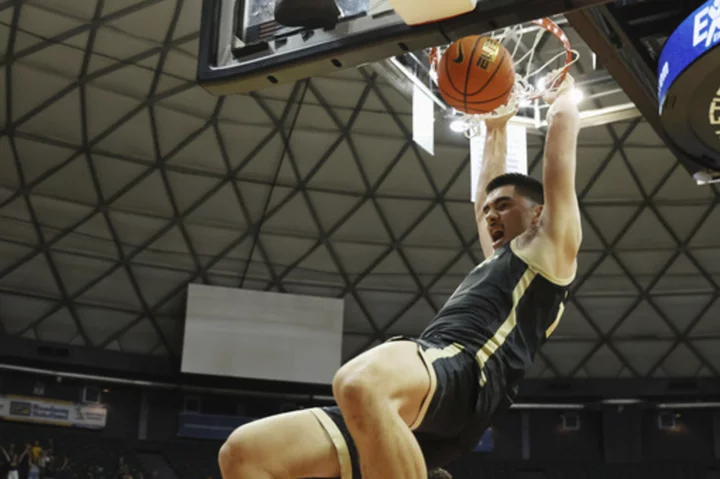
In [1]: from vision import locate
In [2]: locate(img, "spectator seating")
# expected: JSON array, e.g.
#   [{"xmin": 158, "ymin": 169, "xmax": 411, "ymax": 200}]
[
  {"xmin": 0, "ymin": 421, "xmax": 147, "ymax": 479},
  {"xmin": 162, "ymin": 440, "xmax": 221, "ymax": 479}
]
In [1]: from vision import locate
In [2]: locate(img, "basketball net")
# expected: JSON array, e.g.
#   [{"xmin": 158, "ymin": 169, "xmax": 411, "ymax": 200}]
[{"xmin": 430, "ymin": 18, "xmax": 580, "ymax": 138}]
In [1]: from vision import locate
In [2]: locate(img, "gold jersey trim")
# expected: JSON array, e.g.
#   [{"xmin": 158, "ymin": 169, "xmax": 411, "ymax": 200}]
[
  {"xmin": 410, "ymin": 342, "xmax": 464, "ymax": 430},
  {"xmin": 509, "ymin": 237, "xmax": 576, "ymax": 286},
  {"xmin": 475, "ymin": 268, "xmax": 537, "ymax": 383}
]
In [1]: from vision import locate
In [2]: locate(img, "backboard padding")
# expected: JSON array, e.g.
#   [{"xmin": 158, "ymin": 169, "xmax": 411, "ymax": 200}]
[{"xmin": 197, "ymin": 0, "xmax": 613, "ymax": 95}]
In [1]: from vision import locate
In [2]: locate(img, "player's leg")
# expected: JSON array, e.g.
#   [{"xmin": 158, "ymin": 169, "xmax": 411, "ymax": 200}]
[
  {"xmin": 218, "ymin": 409, "xmax": 342, "ymax": 479},
  {"xmin": 332, "ymin": 340, "xmax": 433, "ymax": 479}
]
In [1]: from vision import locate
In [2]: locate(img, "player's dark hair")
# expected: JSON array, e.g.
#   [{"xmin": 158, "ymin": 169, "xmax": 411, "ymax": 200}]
[
  {"xmin": 428, "ymin": 469, "xmax": 453, "ymax": 479},
  {"xmin": 486, "ymin": 173, "xmax": 544, "ymax": 205}
]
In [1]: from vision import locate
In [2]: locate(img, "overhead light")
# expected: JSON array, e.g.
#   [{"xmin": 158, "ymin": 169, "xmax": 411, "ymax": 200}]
[
  {"xmin": 537, "ymin": 76, "xmax": 547, "ymax": 91},
  {"xmin": 694, "ymin": 171, "xmax": 711, "ymax": 184},
  {"xmin": 450, "ymin": 119, "xmax": 466, "ymax": 133},
  {"xmin": 572, "ymin": 88, "xmax": 584, "ymax": 104},
  {"xmin": 693, "ymin": 171, "xmax": 715, "ymax": 185}
]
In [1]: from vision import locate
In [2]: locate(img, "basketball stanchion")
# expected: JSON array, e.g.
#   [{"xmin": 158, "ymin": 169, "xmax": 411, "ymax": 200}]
[{"xmin": 428, "ymin": 17, "xmax": 579, "ymax": 138}]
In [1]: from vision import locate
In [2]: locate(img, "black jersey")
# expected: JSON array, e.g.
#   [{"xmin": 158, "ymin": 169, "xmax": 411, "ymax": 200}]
[{"xmin": 420, "ymin": 238, "xmax": 572, "ymax": 390}]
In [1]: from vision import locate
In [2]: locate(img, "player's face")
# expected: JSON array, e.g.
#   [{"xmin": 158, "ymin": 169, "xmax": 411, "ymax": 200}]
[{"xmin": 483, "ymin": 185, "xmax": 541, "ymax": 250}]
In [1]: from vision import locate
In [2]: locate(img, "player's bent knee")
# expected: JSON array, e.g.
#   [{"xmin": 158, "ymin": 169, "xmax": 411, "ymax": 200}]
[
  {"xmin": 218, "ymin": 410, "xmax": 342, "ymax": 479},
  {"xmin": 218, "ymin": 428, "xmax": 270, "ymax": 477},
  {"xmin": 218, "ymin": 435, "xmax": 247, "ymax": 476},
  {"xmin": 332, "ymin": 362, "xmax": 383, "ymax": 412},
  {"xmin": 333, "ymin": 342, "xmax": 429, "ymax": 399},
  {"xmin": 218, "ymin": 441, "xmax": 235, "ymax": 474},
  {"xmin": 333, "ymin": 341, "xmax": 433, "ymax": 426}
]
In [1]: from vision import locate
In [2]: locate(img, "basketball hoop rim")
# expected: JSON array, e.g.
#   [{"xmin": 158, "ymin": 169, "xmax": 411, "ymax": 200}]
[
  {"xmin": 429, "ymin": 18, "xmax": 573, "ymax": 73},
  {"xmin": 528, "ymin": 17, "xmax": 574, "ymax": 97},
  {"xmin": 428, "ymin": 16, "xmax": 578, "ymax": 137}
]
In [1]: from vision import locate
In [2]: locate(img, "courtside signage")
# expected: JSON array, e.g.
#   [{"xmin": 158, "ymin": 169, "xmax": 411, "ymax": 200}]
[{"xmin": 0, "ymin": 395, "xmax": 107, "ymax": 429}]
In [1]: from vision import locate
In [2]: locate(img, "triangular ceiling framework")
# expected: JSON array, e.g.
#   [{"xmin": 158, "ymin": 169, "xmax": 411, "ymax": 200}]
[{"xmin": 0, "ymin": 1, "xmax": 718, "ymax": 383}]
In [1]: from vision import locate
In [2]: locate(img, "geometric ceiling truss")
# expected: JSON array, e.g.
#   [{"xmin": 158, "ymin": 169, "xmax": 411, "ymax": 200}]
[
  {"xmin": 569, "ymin": 120, "xmax": 719, "ymax": 377},
  {"xmin": 250, "ymin": 72, "xmax": 490, "ymax": 356},
  {"xmin": 1, "ymin": 1, "xmax": 719, "ymax": 383},
  {"xmin": 559, "ymin": 56, "xmax": 720, "ymax": 378}
]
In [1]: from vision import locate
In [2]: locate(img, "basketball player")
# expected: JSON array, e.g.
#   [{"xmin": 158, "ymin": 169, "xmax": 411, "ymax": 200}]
[{"xmin": 218, "ymin": 74, "xmax": 581, "ymax": 478}]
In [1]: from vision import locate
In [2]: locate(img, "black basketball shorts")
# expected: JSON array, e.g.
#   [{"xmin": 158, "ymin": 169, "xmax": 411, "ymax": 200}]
[{"xmin": 308, "ymin": 335, "xmax": 512, "ymax": 478}]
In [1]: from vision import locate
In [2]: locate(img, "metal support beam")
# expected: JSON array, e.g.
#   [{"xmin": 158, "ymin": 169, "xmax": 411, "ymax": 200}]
[
  {"xmin": 567, "ymin": 6, "xmax": 701, "ymax": 175},
  {"xmin": 567, "ymin": 8, "xmax": 659, "ymax": 129},
  {"xmin": 511, "ymin": 102, "xmax": 641, "ymax": 130}
]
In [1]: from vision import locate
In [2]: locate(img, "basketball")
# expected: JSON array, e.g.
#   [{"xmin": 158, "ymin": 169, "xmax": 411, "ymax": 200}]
[{"xmin": 437, "ymin": 36, "xmax": 515, "ymax": 114}]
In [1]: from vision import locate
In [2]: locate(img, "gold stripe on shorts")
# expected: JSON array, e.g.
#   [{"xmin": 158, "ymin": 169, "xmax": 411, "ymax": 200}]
[
  {"xmin": 309, "ymin": 408, "xmax": 352, "ymax": 479},
  {"xmin": 410, "ymin": 342, "xmax": 464, "ymax": 430}
]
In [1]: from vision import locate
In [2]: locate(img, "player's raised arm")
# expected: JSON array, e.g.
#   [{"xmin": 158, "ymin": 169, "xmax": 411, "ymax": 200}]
[
  {"xmin": 539, "ymin": 75, "xmax": 582, "ymax": 263},
  {"xmin": 475, "ymin": 111, "xmax": 516, "ymax": 258}
]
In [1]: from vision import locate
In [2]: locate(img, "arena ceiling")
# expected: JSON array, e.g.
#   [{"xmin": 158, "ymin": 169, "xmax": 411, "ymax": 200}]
[{"xmin": 1, "ymin": 0, "xmax": 719, "ymax": 383}]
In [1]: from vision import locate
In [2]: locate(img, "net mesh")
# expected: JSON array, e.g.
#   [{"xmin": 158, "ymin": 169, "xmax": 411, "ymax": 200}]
[{"xmin": 430, "ymin": 18, "xmax": 580, "ymax": 138}]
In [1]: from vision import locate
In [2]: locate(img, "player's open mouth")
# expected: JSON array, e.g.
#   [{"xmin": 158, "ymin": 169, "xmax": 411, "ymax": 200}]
[{"xmin": 490, "ymin": 228, "xmax": 504, "ymax": 247}]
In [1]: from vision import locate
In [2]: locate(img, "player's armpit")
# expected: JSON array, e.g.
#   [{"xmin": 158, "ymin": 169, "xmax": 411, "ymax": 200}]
[{"xmin": 539, "ymin": 84, "xmax": 582, "ymax": 263}]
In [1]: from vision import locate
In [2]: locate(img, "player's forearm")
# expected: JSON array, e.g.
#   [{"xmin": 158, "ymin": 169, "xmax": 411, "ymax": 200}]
[
  {"xmin": 474, "ymin": 126, "xmax": 508, "ymax": 212},
  {"xmin": 542, "ymin": 90, "xmax": 582, "ymax": 248},
  {"xmin": 543, "ymin": 93, "xmax": 580, "ymax": 187}
]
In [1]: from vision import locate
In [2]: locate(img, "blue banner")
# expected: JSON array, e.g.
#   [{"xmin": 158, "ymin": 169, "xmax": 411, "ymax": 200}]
[
  {"xmin": 177, "ymin": 412, "xmax": 255, "ymax": 440},
  {"xmin": 658, "ymin": 0, "xmax": 720, "ymax": 112},
  {"xmin": 473, "ymin": 428, "xmax": 494, "ymax": 452}
]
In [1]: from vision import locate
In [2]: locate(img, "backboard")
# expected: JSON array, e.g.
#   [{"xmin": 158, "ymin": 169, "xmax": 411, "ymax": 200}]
[
  {"xmin": 375, "ymin": 15, "xmax": 642, "ymax": 134},
  {"xmin": 196, "ymin": 0, "xmax": 611, "ymax": 95}
]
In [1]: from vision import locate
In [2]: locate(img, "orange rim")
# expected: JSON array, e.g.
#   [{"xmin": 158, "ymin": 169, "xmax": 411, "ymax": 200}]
[
  {"xmin": 530, "ymin": 17, "xmax": 573, "ymax": 92},
  {"xmin": 428, "ymin": 18, "xmax": 574, "ymax": 109}
]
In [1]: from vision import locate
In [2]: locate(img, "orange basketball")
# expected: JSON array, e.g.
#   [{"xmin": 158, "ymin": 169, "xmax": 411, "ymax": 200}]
[{"xmin": 437, "ymin": 36, "xmax": 515, "ymax": 114}]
